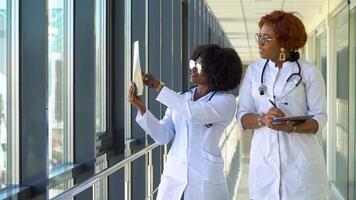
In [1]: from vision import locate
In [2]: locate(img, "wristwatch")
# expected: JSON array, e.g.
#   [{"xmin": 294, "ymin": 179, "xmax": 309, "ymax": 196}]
[
  {"xmin": 155, "ymin": 81, "xmax": 165, "ymax": 92},
  {"xmin": 257, "ymin": 113, "xmax": 264, "ymax": 127},
  {"xmin": 292, "ymin": 125, "xmax": 297, "ymax": 133},
  {"xmin": 288, "ymin": 125, "xmax": 297, "ymax": 134}
]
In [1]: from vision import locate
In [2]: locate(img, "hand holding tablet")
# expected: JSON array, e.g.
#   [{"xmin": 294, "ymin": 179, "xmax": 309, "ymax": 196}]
[{"xmin": 271, "ymin": 115, "xmax": 314, "ymax": 125}]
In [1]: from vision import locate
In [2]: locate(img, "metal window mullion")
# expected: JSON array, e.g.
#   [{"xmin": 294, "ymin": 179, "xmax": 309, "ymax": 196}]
[
  {"xmin": 63, "ymin": 0, "xmax": 74, "ymax": 163},
  {"xmin": 124, "ymin": 0, "xmax": 132, "ymax": 199},
  {"xmin": 146, "ymin": 151, "xmax": 153, "ymax": 200},
  {"xmin": 101, "ymin": 0, "xmax": 107, "ymax": 132},
  {"xmin": 144, "ymin": 0, "xmax": 152, "ymax": 198},
  {"xmin": 124, "ymin": 0, "xmax": 132, "ymax": 146},
  {"xmin": 94, "ymin": 0, "xmax": 97, "ymax": 133},
  {"xmin": 8, "ymin": 0, "xmax": 20, "ymax": 185}
]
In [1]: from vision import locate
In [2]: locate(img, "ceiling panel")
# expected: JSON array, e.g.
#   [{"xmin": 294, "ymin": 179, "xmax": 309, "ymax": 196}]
[{"xmin": 206, "ymin": 0, "xmax": 325, "ymax": 64}]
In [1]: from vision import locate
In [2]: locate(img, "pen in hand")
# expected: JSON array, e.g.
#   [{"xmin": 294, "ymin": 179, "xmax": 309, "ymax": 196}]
[
  {"xmin": 268, "ymin": 99, "xmax": 286, "ymax": 120},
  {"xmin": 269, "ymin": 99, "xmax": 277, "ymax": 108}
]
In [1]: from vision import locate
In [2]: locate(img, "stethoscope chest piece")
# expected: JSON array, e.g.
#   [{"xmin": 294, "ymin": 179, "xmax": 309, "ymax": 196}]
[{"xmin": 258, "ymin": 84, "xmax": 267, "ymax": 95}]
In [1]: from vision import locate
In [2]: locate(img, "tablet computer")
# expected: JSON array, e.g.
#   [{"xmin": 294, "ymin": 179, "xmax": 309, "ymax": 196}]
[{"xmin": 271, "ymin": 115, "xmax": 314, "ymax": 125}]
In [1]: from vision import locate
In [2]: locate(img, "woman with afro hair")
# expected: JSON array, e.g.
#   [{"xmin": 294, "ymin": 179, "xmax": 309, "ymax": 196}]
[
  {"xmin": 237, "ymin": 10, "xmax": 328, "ymax": 199},
  {"xmin": 129, "ymin": 44, "xmax": 242, "ymax": 200}
]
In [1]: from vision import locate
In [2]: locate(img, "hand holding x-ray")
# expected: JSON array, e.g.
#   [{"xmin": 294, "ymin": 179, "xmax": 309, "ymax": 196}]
[{"xmin": 132, "ymin": 41, "xmax": 144, "ymax": 96}]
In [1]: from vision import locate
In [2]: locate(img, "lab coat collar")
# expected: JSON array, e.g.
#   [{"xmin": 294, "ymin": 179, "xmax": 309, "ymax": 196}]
[
  {"xmin": 190, "ymin": 87, "xmax": 215, "ymax": 102},
  {"xmin": 267, "ymin": 59, "xmax": 300, "ymax": 72}
]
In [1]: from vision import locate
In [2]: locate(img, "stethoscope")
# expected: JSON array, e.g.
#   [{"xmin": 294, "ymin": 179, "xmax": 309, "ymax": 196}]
[
  {"xmin": 181, "ymin": 85, "xmax": 216, "ymax": 128},
  {"xmin": 258, "ymin": 59, "xmax": 302, "ymax": 99}
]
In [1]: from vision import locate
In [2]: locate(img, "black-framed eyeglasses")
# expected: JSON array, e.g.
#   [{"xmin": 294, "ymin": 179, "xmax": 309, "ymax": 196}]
[
  {"xmin": 189, "ymin": 59, "xmax": 203, "ymax": 74},
  {"xmin": 255, "ymin": 33, "xmax": 275, "ymax": 45}
]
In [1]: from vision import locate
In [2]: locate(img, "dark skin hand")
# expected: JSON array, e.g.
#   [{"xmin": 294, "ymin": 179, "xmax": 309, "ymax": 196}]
[
  {"xmin": 260, "ymin": 107, "xmax": 295, "ymax": 132},
  {"xmin": 128, "ymin": 72, "xmax": 162, "ymax": 116},
  {"xmin": 241, "ymin": 108, "xmax": 294, "ymax": 132},
  {"xmin": 142, "ymin": 73, "xmax": 160, "ymax": 90},
  {"xmin": 128, "ymin": 82, "xmax": 146, "ymax": 115},
  {"xmin": 241, "ymin": 106, "xmax": 319, "ymax": 133}
]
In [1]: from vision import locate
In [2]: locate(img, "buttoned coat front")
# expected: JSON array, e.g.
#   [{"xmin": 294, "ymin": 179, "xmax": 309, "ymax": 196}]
[{"xmin": 237, "ymin": 59, "xmax": 328, "ymax": 200}]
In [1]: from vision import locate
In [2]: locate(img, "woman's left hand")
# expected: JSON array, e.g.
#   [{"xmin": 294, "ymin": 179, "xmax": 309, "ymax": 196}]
[
  {"xmin": 142, "ymin": 73, "xmax": 160, "ymax": 90},
  {"xmin": 267, "ymin": 120, "xmax": 294, "ymax": 133}
]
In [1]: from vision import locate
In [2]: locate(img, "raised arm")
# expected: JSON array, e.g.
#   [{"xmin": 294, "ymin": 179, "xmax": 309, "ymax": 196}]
[
  {"xmin": 129, "ymin": 82, "xmax": 175, "ymax": 144},
  {"xmin": 136, "ymin": 108, "xmax": 175, "ymax": 144},
  {"xmin": 156, "ymin": 87, "xmax": 236, "ymax": 125}
]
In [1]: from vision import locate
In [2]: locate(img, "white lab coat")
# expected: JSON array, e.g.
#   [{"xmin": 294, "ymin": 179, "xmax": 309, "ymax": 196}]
[
  {"xmin": 237, "ymin": 59, "xmax": 328, "ymax": 200},
  {"xmin": 136, "ymin": 86, "xmax": 236, "ymax": 200}
]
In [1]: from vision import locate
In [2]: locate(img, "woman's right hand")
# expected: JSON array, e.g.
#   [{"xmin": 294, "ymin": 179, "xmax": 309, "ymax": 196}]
[
  {"xmin": 261, "ymin": 107, "xmax": 285, "ymax": 126},
  {"xmin": 128, "ymin": 82, "xmax": 146, "ymax": 115},
  {"xmin": 142, "ymin": 73, "xmax": 160, "ymax": 90}
]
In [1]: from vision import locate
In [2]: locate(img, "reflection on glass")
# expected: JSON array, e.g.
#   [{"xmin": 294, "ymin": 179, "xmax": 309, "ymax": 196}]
[
  {"xmin": 48, "ymin": 0, "xmax": 73, "ymax": 170},
  {"xmin": 319, "ymin": 32, "xmax": 327, "ymax": 86},
  {"xmin": 351, "ymin": 7, "xmax": 356, "ymax": 199},
  {"xmin": 94, "ymin": 0, "xmax": 107, "ymax": 197},
  {"xmin": 0, "ymin": 0, "xmax": 7, "ymax": 189},
  {"xmin": 316, "ymin": 31, "xmax": 327, "ymax": 159},
  {"xmin": 93, "ymin": 154, "xmax": 108, "ymax": 200},
  {"xmin": 333, "ymin": 7, "xmax": 349, "ymax": 198},
  {"xmin": 49, "ymin": 180, "xmax": 72, "ymax": 199},
  {"xmin": 308, "ymin": 36, "xmax": 316, "ymax": 65},
  {"xmin": 95, "ymin": 0, "xmax": 107, "ymax": 134}
]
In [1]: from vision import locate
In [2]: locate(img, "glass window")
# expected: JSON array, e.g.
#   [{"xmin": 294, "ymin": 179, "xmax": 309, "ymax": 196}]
[
  {"xmin": 95, "ymin": 0, "xmax": 107, "ymax": 134},
  {"xmin": 307, "ymin": 35, "xmax": 316, "ymax": 65},
  {"xmin": 0, "ymin": 0, "xmax": 19, "ymax": 189},
  {"xmin": 48, "ymin": 0, "xmax": 73, "ymax": 170},
  {"xmin": 318, "ymin": 31, "xmax": 327, "ymax": 86},
  {"xmin": 93, "ymin": 154, "xmax": 108, "ymax": 200},
  {"xmin": 49, "ymin": 180, "xmax": 73, "ymax": 199},
  {"xmin": 94, "ymin": 0, "xmax": 108, "ymax": 198},
  {"xmin": 315, "ymin": 30, "xmax": 327, "ymax": 159},
  {"xmin": 350, "ymin": 6, "xmax": 356, "ymax": 200},
  {"xmin": 0, "ymin": 0, "xmax": 7, "ymax": 189},
  {"xmin": 331, "ymin": 6, "xmax": 349, "ymax": 198}
]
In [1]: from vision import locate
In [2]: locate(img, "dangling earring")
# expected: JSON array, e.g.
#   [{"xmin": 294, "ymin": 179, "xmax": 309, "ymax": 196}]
[{"xmin": 279, "ymin": 47, "xmax": 286, "ymax": 61}]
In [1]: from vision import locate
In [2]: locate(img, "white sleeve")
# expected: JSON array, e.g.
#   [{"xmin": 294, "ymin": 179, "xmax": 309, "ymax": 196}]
[
  {"xmin": 156, "ymin": 87, "xmax": 236, "ymax": 125},
  {"xmin": 136, "ymin": 108, "xmax": 175, "ymax": 144},
  {"xmin": 305, "ymin": 67, "xmax": 327, "ymax": 133},
  {"xmin": 236, "ymin": 65, "xmax": 257, "ymax": 129}
]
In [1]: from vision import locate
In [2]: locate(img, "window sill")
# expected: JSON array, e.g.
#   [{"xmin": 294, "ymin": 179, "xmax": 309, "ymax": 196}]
[
  {"xmin": 49, "ymin": 163, "xmax": 84, "ymax": 189},
  {"xmin": 0, "ymin": 185, "xmax": 31, "ymax": 200}
]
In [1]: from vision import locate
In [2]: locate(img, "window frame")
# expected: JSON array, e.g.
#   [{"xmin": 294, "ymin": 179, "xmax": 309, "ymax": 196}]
[
  {"xmin": 47, "ymin": 0, "xmax": 74, "ymax": 170},
  {"xmin": 0, "ymin": 0, "xmax": 20, "ymax": 188}
]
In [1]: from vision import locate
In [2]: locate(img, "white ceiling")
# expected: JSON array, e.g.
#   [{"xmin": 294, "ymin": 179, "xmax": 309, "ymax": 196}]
[{"xmin": 205, "ymin": 0, "xmax": 325, "ymax": 64}]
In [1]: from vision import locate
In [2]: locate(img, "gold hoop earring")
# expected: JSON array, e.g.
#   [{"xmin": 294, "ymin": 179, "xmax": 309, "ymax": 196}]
[{"xmin": 279, "ymin": 47, "xmax": 286, "ymax": 61}]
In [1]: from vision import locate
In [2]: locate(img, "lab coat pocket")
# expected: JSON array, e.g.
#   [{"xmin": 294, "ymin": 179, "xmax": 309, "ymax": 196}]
[{"xmin": 202, "ymin": 151, "xmax": 225, "ymax": 184}]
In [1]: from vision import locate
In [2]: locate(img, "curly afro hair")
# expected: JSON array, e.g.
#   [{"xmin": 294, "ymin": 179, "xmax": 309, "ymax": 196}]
[{"xmin": 190, "ymin": 44, "xmax": 243, "ymax": 91}]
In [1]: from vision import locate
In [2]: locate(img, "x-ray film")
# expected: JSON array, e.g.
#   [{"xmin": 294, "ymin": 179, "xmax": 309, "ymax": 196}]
[{"xmin": 132, "ymin": 41, "xmax": 144, "ymax": 96}]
